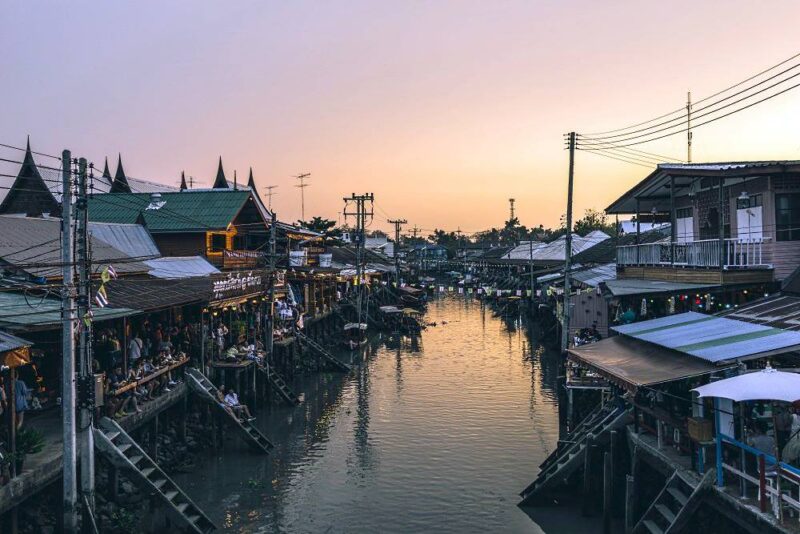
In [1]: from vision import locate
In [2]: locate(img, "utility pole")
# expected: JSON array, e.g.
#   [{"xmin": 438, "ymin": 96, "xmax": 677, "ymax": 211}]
[
  {"xmin": 561, "ymin": 132, "xmax": 576, "ymax": 354},
  {"xmin": 267, "ymin": 213, "xmax": 277, "ymax": 362},
  {"xmin": 388, "ymin": 218, "xmax": 407, "ymax": 285},
  {"xmin": 411, "ymin": 225, "xmax": 420, "ymax": 240},
  {"xmin": 509, "ymin": 198, "xmax": 516, "ymax": 221},
  {"xmin": 264, "ymin": 185, "xmax": 278, "ymax": 210},
  {"xmin": 344, "ymin": 193, "xmax": 374, "ymax": 325},
  {"xmin": 62, "ymin": 151, "xmax": 79, "ymax": 532},
  {"xmin": 294, "ymin": 173, "xmax": 311, "ymax": 221},
  {"xmin": 686, "ymin": 91, "xmax": 692, "ymax": 163},
  {"xmin": 76, "ymin": 158, "xmax": 96, "ymax": 529}
]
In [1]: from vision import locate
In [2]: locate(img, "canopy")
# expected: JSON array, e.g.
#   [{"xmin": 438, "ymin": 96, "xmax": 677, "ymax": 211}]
[
  {"xmin": 692, "ymin": 367, "xmax": 800, "ymax": 403},
  {"xmin": 568, "ymin": 335, "xmax": 724, "ymax": 393}
]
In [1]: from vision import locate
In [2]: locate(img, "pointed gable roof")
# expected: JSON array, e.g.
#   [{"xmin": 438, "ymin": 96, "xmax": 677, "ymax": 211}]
[
  {"xmin": 247, "ymin": 167, "xmax": 256, "ymax": 189},
  {"xmin": 110, "ymin": 154, "xmax": 131, "ymax": 193},
  {"xmin": 102, "ymin": 157, "xmax": 113, "ymax": 184},
  {"xmin": 180, "ymin": 171, "xmax": 188, "ymax": 191},
  {"xmin": 213, "ymin": 157, "xmax": 229, "ymax": 189},
  {"xmin": 0, "ymin": 138, "xmax": 60, "ymax": 217}
]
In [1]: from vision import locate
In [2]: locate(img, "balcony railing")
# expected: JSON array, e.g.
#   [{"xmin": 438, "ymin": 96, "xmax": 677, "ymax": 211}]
[
  {"xmin": 617, "ymin": 238, "xmax": 771, "ymax": 269},
  {"xmin": 221, "ymin": 249, "xmax": 266, "ymax": 269}
]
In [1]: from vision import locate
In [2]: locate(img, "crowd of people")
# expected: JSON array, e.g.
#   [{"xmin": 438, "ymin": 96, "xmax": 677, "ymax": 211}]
[{"xmin": 102, "ymin": 321, "xmax": 195, "ymax": 419}]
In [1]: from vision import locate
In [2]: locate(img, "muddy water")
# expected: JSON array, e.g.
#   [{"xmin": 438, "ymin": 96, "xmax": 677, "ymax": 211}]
[{"xmin": 175, "ymin": 297, "xmax": 597, "ymax": 533}]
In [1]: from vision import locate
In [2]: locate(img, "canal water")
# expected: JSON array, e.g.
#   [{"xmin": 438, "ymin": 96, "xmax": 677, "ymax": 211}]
[{"xmin": 175, "ymin": 296, "xmax": 600, "ymax": 533}]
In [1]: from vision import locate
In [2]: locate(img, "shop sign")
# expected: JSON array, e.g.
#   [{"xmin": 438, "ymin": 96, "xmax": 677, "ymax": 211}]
[{"xmin": 212, "ymin": 271, "xmax": 264, "ymax": 301}]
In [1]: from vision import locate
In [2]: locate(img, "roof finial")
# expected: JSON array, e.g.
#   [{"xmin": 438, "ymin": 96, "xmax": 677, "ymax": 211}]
[
  {"xmin": 233, "ymin": 170, "xmax": 238, "ymax": 190},
  {"xmin": 111, "ymin": 153, "xmax": 131, "ymax": 193},
  {"xmin": 180, "ymin": 171, "xmax": 188, "ymax": 191},
  {"xmin": 213, "ymin": 156, "xmax": 229, "ymax": 189},
  {"xmin": 26, "ymin": 135, "xmax": 30, "ymax": 152},
  {"xmin": 247, "ymin": 167, "xmax": 255, "ymax": 189}
]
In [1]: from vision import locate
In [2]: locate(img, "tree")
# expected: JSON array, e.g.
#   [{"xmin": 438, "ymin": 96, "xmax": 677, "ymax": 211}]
[
  {"xmin": 573, "ymin": 208, "xmax": 615, "ymax": 236},
  {"xmin": 297, "ymin": 217, "xmax": 344, "ymax": 245}
]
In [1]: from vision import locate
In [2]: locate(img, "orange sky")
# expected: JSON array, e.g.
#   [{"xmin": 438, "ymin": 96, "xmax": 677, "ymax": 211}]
[{"xmin": 2, "ymin": 1, "xmax": 800, "ymax": 235}]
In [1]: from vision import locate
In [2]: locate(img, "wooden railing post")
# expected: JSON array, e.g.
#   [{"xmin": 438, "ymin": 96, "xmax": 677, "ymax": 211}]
[{"xmin": 759, "ymin": 454, "xmax": 767, "ymax": 513}]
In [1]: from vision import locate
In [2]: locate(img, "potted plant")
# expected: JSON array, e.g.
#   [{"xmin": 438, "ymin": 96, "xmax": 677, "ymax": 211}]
[{"xmin": 14, "ymin": 427, "xmax": 44, "ymax": 472}]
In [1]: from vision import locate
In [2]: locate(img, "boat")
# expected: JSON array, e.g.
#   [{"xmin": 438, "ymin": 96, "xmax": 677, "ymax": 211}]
[
  {"xmin": 343, "ymin": 322, "xmax": 367, "ymax": 349},
  {"xmin": 400, "ymin": 308, "xmax": 424, "ymax": 334},
  {"xmin": 399, "ymin": 286, "xmax": 427, "ymax": 308}
]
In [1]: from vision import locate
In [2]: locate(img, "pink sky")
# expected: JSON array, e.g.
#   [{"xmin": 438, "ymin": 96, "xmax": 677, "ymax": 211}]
[{"xmin": 2, "ymin": 1, "xmax": 800, "ymax": 235}]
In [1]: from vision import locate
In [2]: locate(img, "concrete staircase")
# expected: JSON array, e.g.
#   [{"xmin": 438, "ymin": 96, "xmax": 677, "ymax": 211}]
[
  {"xmin": 94, "ymin": 418, "xmax": 215, "ymax": 533},
  {"xmin": 633, "ymin": 470, "xmax": 711, "ymax": 534},
  {"xmin": 258, "ymin": 363, "xmax": 300, "ymax": 405}
]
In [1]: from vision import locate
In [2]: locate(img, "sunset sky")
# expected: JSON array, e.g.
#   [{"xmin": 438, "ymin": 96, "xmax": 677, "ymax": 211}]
[{"xmin": 3, "ymin": 1, "xmax": 800, "ymax": 235}]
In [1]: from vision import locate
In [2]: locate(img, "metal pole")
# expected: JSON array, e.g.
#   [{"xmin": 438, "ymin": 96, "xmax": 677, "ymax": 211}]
[
  {"xmin": 561, "ymin": 132, "xmax": 576, "ymax": 353},
  {"xmin": 76, "ymin": 158, "xmax": 95, "ymax": 527},
  {"xmin": 267, "ymin": 213, "xmax": 276, "ymax": 361},
  {"xmin": 62, "ymin": 151, "xmax": 79, "ymax": 532},
  {"xmin": 687, "ymin": 91, "xmax": 692, "ymax": 163}
]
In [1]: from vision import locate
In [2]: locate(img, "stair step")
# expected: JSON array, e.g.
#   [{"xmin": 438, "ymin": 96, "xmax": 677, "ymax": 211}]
[
  {"xmin": 176, "ymin": 502, "xmax": 189, "ymax": 513},
  {"xmin": 667, "ymin": 487, "xmax": 688, "ymax": 507},
  {"xmin": 117, "ymin": 443, "xmax": 132, "ymax": 454},
  {"xmin": 642, "ymin": 520, "xmax": 664, "ymax": 534},
  {"xmin": 105, "ymin": 431, "xmax": 121, "ymax": 442},
  {"xmin": 141, "ymin": 467, "xmax": 155, "ymax": 478},
  {"xmin": 153, "ymin": 478, "xmax": 167, "ymax": 489},
  {"xmin": 655, "ymin": 504, "xmax": 676, "ymax": 524},
  {"xmin": 164, "ymin": 490, "xmax": 179, "ymax": 501},
  {"xmin": 187, "ymin": 514, "xmax": 201, "ymax": 524},
  {"xmin": 129, "ymin": 455, "xmax": 143, "ymax": 466}
]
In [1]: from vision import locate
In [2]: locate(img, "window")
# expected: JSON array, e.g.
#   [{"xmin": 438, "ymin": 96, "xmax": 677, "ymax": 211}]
[
  {"xmin": 736, "ymin": 193, "xmax": 762, "ymax": 210},
  {"xmin": 776, "ymin": 193, "xmax": 800, "ymax": 241},
  {"xmin": 209, "ymin": 233, "xmax": 227, "ymax": 252}
]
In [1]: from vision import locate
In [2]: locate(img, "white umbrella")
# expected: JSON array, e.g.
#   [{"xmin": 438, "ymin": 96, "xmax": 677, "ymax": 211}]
[{"xmin": 692, "ymin": 366, "xmax": 800, "ymax": 403}]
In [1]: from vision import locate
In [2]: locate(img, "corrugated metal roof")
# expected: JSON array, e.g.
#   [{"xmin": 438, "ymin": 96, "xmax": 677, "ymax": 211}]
[
  {"xmin": 0, "ymin": 291, "xmax": 137, "ymax": 331},
  {"xmin": 0, "ymin": 216, "xmax": 151, "ymax": 279},
  {"xmin": 0, "ymin": 330, "xmax": 31, "ymax": 352},
  {"xmin": 572, "ymin": 263, "xmax": 616, "ymax": 287},
  {"xmin": 612, "ymin": 311, "xmax": 800, "ymax": 364},
  {"xmin": 87, "ymin": 190, "xmax": 256, "ymax": 232},
  {"xmin": 503, "ymin": 232, "xmax": 610, "ymax": 262},
  {"xmin": 658, "ymin": 161, "xmax": 800, "ymax": 172},
  {"xmin": 90, "ymin": 222, "xmax": 161, "ymax": 259},
  {"xmin": 144, "ymin": 256, "xmax": 219, "ymax": 279},
  {"xmin": 723, "ymin": 295, "xmax": 800, "ymax": 330},
  {"xmin": 603, "ymin": 278, "xmax": 718, "ymax": 297}
]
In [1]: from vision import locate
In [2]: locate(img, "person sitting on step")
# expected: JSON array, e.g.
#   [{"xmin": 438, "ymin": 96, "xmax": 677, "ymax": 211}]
[{"xmin": 223, "ymin": 388, "xmax": 254, "ymax": 421}]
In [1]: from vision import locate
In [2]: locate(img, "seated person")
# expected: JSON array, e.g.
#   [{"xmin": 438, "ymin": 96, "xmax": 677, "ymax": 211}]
[
  {"xmin": 109, "ymin": 366, "xmax": 140, "ymax": 417},
  {"xmin": 216, "ymin": 385, "xmax": 235, "ymax": 416},
  {"xmin": 223, "ymin": 388, "xmax": 254, "ymax": 421},
  {"xmin": 142, "ymin": 358, "xmax": 166, "ymax": 396}
]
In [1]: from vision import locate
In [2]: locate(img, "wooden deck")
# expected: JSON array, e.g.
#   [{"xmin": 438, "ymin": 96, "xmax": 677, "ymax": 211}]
[{"xmin": 0, "ymin": 383, "xmax": 188, "ymax": 515}]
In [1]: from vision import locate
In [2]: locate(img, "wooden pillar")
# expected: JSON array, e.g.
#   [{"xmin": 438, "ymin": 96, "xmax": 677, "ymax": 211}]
[
  {"xmin": 149, "ymin": 414, "xmax": 159, "ymax": 459},
  {"xmin": 122, "ymin": 317, "xmax": 129, "ymax": 373},
  {"xmin": 670, "ymin": 175, "xmax": 676, "ymax": 264},
  {"xmin": 8, "ymin": 368, "xmax": 17, "ymax": 477},
  {"xmin": 624, "ymin": 475, "xmax": 635, "ymax": 534},
  {"xmin": 582, "ymin": 433, "xmax": 596, "ymax": 516},
  {"xmin": 603, "ymin": 451, "xmax": 612, "ymax": 534},
  {"xmin": 177, "ymin": 394, "xmax": 187, "ymax": 442}
]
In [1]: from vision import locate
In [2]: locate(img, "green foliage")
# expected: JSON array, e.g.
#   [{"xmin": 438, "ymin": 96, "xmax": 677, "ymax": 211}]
[
  {"xmin": 297, "ymin": 217, "xmax": 345, "ymax": 245},
  {"xmin": 572, "ymin": 208, "xmax": 616, "ymax": 236},
  {"xmin": 15, "ymin": 427, "xmax": 44, "ymax": 457}
]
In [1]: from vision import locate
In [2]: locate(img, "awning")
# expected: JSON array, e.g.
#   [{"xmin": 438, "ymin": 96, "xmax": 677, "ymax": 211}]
[
  {"xmin": 0, "ymin": 291, "xmax": 138, "ymax": 332},
  {"xmin": 568, "ymin": 335, "xmax": 724, "ymax": 393},
  {"xmin": 612, "ymin": 311, "xmax": 800, "ymax": 364},
  {"xmin": 0, "ymin": 331, "xmax": 32, "ymax": 368},
  {"xmin": 604, "ymin": 278, "xmax": 719, "ymax": 297}
]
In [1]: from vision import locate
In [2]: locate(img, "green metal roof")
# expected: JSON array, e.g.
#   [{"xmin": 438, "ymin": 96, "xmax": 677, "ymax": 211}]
[
  {"xmin": 87, "ymin": 190, "xmax": 254, "ymax": 232},
  {"xmin": 0, "ymin": 292, "xmax": 138, "ymax": 332}
]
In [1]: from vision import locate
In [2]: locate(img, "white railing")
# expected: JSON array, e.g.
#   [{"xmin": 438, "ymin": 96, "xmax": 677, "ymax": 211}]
[{"xmin": 617, "ymin": 238, "xmax": 770, "ymax": 269}]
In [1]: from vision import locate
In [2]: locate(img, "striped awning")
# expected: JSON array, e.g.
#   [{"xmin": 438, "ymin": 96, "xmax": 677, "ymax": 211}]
[{"xmin": 612, "ymin": 311, "xmax": 800, "ymax": 364}]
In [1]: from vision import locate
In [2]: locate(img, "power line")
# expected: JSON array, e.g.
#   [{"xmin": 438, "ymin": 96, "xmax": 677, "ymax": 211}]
[
  {"xmin": 580, "ymin": 65, "xmax": 800, "ymax": 144},
  {"xmin": 583, "ymin": 50, "xmax": 800, "ymax": 136}
]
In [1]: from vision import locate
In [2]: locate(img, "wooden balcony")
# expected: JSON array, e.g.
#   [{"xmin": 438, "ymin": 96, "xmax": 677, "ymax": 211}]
[{"xmin": 617, "ymin": 238, "xmax": 775, "ymax": 284}]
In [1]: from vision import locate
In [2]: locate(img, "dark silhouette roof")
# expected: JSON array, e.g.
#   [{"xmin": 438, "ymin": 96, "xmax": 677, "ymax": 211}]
[
  {"xmin": 110, "ymin": 154, "xmax": 131, "ymax": 193},
  {"xmin": 572, "ymin": 226, "xmax": 670, "ymax": 265},
  {"xmin": 102, "ymin": 157, "xmax": 113, "ymax": 184},
  {"xmin": 247, "ymin": 167, "xmax": 255, "ymax": 189},
  {"xmin": 180, "ymin": 171, "xmax": 188, "ymax": 190},
  {"xmin": 213, "ymin": 157, "xmax": 229, "ymax": 189},
  {"xmin": 0, "ymin": 138, "xmax": 60, "ymax": 217}
]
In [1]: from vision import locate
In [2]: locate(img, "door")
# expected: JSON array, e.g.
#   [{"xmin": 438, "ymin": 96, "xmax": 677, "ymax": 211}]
[{"xmin": 736, "ymin": 194, "xmax": 763, "ymax": 241}]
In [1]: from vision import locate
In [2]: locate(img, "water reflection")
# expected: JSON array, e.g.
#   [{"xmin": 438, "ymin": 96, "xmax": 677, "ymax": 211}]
[{"xmin": 174, "ymin": 296, "xmax": 577, "ymax": 533}]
